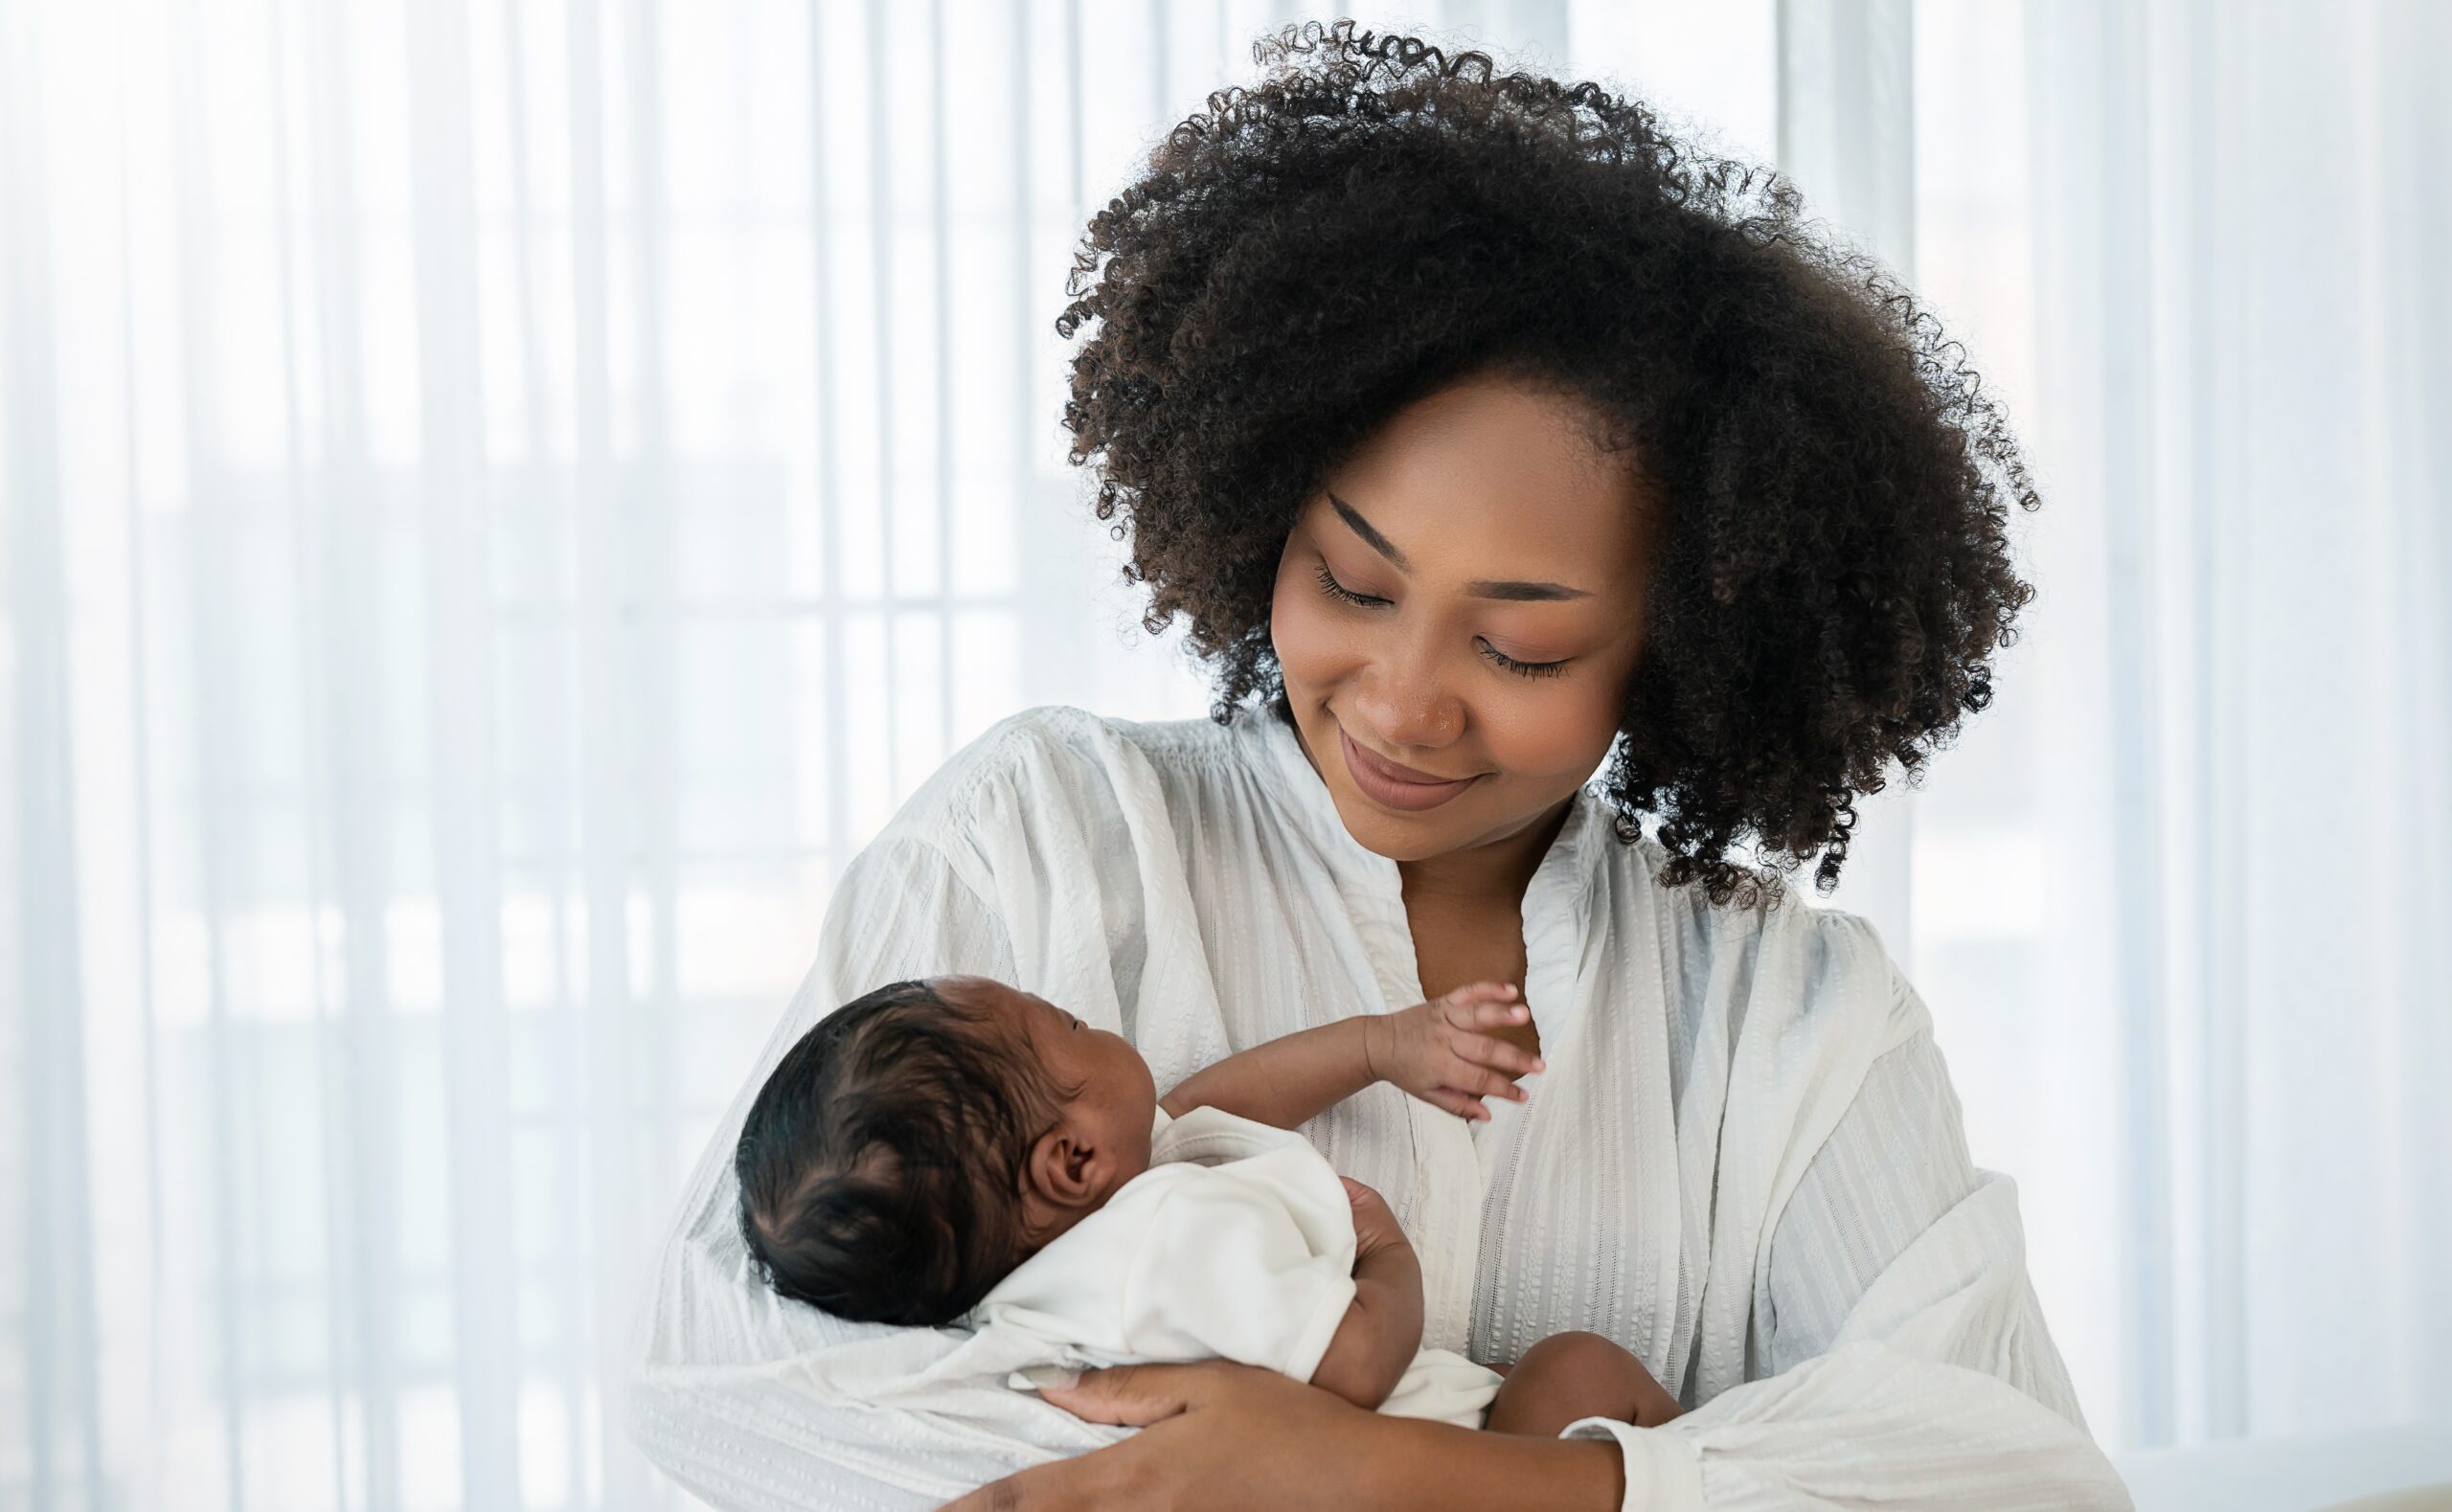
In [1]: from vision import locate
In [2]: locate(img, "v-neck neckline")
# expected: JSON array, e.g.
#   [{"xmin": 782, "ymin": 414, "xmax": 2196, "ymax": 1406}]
[
  {"xmin": 1233, "ymin": 699, "xmax": 1604, "ymax": 1045},
  {"xmin": 1235, "ymin": 703, "xmax": 1619, "ymax": 1351},
  {"xmin": 1230, "ymin": 700, "xmax": 1631, "ymax": 1353}
]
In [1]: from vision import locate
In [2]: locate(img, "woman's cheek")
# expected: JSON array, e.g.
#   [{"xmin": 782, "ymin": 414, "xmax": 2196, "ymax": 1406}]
[
  {"xmin": 1268, "ymin": 575, "xmax": 1346, "ymax": 691},
  {"xmin": 1492, "ymin": 682, "xmax": 1622, "ymax": 786}
]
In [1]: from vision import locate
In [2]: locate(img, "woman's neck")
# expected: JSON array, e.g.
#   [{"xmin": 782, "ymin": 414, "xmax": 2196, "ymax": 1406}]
[{"xmin": 1396, "ymin": 797, "xmax": 1574, "ymax": 910}]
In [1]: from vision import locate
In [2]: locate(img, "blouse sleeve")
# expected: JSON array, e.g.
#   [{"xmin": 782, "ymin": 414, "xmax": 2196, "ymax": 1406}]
[
  {"xmin": 619, "ymin": 828, "xmax": 1044, "ymax": 1512},
  {"xmin": 1559, "ymin": 962, "xmax": 2134, "ymax": 1511}
]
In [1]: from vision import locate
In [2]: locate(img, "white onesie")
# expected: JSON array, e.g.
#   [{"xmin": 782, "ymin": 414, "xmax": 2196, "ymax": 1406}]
[
  {"xmin": 969, "ymin": 1103, "xmax": 1505, "ymax": 1427},
  {"xmin": 777, "ymin": 1103, "xmax": 1504, "ymax": 1431}
]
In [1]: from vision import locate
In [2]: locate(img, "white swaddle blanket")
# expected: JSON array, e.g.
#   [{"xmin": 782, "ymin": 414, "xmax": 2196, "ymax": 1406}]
[{"xmin": 771, "ymin": 1102, "xmax": 1503, "ymax": 1433}]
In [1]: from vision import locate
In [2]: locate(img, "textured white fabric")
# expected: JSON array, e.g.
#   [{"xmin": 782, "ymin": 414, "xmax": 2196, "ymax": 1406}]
[
  {"xmin": 978, "ymin": 1103, "xmax": 1360, "ymax": 1390},
  {"xmin": 624, "ymin": 703, "xmax": 2132, "ymax": 1511},
  {"xmin": 769, "ymin": 1103, "xmax": 1502, "ymax": 1433}
]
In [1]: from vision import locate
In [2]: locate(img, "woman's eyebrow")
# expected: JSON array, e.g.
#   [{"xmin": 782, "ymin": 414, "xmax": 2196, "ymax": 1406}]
[
  {"xmin": 1328, "ymin": 490, "xmax": 1592, "ymax": 600},
  {"xmin": 1329, "ymin": 491, "xmax": 1411, "ymax": 570},
  {"xmin": 1465, "ymin": 577, "xmax": 1590, "ymax": 601}
]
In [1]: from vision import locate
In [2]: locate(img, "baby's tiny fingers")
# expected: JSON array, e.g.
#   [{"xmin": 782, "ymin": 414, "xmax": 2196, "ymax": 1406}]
[
  {"xmin": 1424, "ymin": 1086, "xmax": 1492, "ymax": 1121},
  {"xmin": 1466, "ymin": 999, "xmax": 1532, "ymax": 1028},
  {"xmin": 1447, "ymin": 979, "xmax": 1517, "ymax": 997},
  {"xmin": 1448, "ymin": 1061, "xmax": 1530, "ymax": 1101},
  {"xmin": 1437, "ymin": 982, "xmax": 1519, "ymax": 1020},
  {"xmin": 1455, "ymin": 1033, "xmax": 1546, "ymax": 1075}
]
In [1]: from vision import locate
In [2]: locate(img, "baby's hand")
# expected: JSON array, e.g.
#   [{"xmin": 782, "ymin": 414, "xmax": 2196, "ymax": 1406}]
[{"xmin": 1361, "ymin": 982, "xmax": 1545, "ymax": 1122}]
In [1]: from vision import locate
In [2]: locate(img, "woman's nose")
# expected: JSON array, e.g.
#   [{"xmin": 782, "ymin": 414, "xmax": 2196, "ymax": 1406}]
[{"xmin": 1353, "ymin": 650, "xmax": 1464, "ymax": 751}]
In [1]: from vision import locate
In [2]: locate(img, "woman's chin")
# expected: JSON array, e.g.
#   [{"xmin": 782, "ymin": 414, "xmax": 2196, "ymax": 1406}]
[{"xmin": 1326, "ymin": 786, "xmax": 1481, "ymax": 862}]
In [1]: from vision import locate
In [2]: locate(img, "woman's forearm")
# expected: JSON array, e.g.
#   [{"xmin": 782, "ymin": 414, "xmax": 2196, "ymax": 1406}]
[
  {"xmin": 1353, "ymin": 1414, "xmax": 1626, "ymax": 1511},
  {"xmin": 1159, "ymin": 1017, "xmax": 1374, "ymax": 1129}
]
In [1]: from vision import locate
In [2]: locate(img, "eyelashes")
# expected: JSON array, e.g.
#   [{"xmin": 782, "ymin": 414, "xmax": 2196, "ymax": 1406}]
[
  {"xmin": 1312, "ymin": 561, "xmax": 1383, "ymax": 607},
  {"xmin": 1477, "ymin": 642, "xmax": 1569, "ymax": 680},
  {"xmin": 1310, "ymin": 562, "xmax": 1570, "ymax": 681}
]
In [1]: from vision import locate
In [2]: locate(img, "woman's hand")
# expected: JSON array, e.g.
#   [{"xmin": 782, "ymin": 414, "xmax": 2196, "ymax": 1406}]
[
  {"xmin": 1362, "ymin": 982, "xmax": 1545, "ymax": 1121},
  {"xmin": 935, "ymin": 1361, "xmax": 1380, "ymax": 1512},
  {"xmin": 935, "ymin": 1358, "xmax": 1629, "ymax": 1512}
]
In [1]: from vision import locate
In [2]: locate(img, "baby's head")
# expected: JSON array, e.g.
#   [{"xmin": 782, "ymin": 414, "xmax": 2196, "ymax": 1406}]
[{"xmin": 734, "ymin": 974, "xmax": 1157, "ymax": 1326}]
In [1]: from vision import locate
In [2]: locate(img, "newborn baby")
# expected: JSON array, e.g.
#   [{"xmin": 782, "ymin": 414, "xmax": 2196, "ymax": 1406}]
[{"xmin": 734, "ymin": 974, "xmax": 1683, "ymax": 1436}]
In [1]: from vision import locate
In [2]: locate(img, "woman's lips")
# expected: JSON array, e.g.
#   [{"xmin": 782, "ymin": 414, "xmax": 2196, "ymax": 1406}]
[{"xmin": 1337, "ymin": 725, "xmax": 1482, "ymax": 812}]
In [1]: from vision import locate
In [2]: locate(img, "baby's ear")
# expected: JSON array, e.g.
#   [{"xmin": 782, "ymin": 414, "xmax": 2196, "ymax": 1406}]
[{"xmin": 1023, "ymin": 1122, "xmax": 1103, "ymax": 1209}]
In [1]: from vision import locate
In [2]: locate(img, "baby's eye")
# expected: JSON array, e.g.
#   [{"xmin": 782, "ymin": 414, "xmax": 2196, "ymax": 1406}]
[{"xmin": 1070, "ymin": 1015, "xmax": 1082, "ymax": 1032}]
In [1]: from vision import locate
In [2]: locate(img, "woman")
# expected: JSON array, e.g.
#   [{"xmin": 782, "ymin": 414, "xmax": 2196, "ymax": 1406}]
[{"xmin": 624, "ymin": 22, "xmax": 2130, "ymax": 1511}]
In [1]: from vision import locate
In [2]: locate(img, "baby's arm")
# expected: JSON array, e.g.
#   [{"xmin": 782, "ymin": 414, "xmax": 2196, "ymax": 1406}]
[
  {"xmin": 1305, "ymin": 1178, "xmax": 1423, "ymax": 1410},
  {"xmin": 1159, "ymin": 982, "xmax": 1537, "ymax": 1130},
  {"xmin": 1157, "ymin": 1016, "xmax": 1374, "ymax": 1129}
]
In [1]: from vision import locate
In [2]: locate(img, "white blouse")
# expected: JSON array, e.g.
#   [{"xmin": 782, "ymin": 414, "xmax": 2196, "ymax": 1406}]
[{"xmin": 623, "ymin": 704, "xmax": 2132, "ymax": 1511}]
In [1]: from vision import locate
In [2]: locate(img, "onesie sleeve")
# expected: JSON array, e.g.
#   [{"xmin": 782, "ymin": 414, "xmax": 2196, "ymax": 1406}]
[{"xmin": 1113, "ymin": 1169, "xmax": 1359, "ymax": 1384}]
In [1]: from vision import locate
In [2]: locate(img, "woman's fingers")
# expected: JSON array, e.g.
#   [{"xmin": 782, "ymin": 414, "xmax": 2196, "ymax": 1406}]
[
  {"xmin": 936, "ymin": 1365, "xmax": 1210, "ymax": 1504},
  {"xmin": 938, "ymin": 1362, "xmax": 1352, "ymax": 1511},
  {"xmin": 1036, "ymin": 1362, "xmax": 1204, "ymax": 1427}
]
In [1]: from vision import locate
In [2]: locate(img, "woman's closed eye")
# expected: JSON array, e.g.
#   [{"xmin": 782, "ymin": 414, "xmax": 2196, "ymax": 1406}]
[
  {"xmin": 1312, "ymin": 560, "xmax": 1387, "ymax": 608},
  {"xmin": 1477, "ymin": 640, "xmax": 1570, "ymax": 679},
  {"xmin": 1316, "ymin": 561, "xmax": 1573, "ymax": 680}
]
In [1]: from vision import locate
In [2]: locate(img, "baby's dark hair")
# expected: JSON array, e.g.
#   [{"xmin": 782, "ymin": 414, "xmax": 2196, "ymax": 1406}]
[{"xmin": 734, "ymin": 979, "xmax": 1078, "ymax": 1326}]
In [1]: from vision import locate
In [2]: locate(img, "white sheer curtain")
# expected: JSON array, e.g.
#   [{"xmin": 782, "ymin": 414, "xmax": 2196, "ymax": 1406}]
[
  {"xmin": 3, "ymin": 3, "xmax": 2444, "ymax": 1510},
  {"xmin": 1908, "ymin": 3, "xmax": 2452, "ymax": 1501}
]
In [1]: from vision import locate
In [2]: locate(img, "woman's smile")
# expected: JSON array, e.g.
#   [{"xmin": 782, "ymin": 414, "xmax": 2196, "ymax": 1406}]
[{"xmin": 1336, "ymin": 723, "xmax": 1483, "ymax": 811}]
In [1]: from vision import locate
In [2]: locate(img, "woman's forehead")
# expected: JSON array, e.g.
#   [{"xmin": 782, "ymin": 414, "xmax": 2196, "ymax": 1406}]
[{"xmin": 1313, "ymin": 388, "xmax": 1651, "ymax": 591}]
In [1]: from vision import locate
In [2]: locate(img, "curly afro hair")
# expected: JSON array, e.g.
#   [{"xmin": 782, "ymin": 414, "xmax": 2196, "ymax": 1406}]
[{"xmin": 1055, "ymin": 19, "xmax": 2038, "ymax": 906}]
